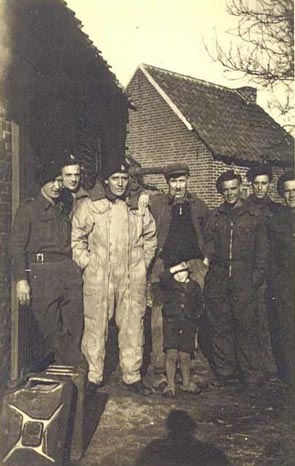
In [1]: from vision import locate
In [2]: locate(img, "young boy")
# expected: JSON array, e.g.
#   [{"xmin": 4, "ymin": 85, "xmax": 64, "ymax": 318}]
[{"xmin": 159, "ymin": 260, "xmax": 204, "ymax": 397}]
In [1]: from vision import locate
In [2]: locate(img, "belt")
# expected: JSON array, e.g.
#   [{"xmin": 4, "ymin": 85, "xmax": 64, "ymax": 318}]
[
  {"xmin": 212, "ymin": 258, "xmax": 251, "ymax": 267},
  {"xmin": 28, "ymin": 252, "xmax": 71, "ymax": 263}
]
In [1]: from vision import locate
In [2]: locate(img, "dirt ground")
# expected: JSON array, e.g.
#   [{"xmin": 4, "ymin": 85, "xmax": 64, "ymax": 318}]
[{"xmin": 73, "ymin": 325, "xmax": 295, "ymax": 466}]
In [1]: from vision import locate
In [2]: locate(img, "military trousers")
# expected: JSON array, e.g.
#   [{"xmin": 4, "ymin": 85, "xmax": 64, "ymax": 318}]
[
  {"xmin": 28, "ymin": 259, "xmax": 86, "ymax": 369},
  {"xmin": 255, "ymin": 282, "xmax": 277, "ymax": 376},
  {"xmin": 268, "ymin": 281, "xmax": 295, "ymax": 386},
  {"xmin": 204, "ymin": 265, "xmax": 261, "ymax": 383}
]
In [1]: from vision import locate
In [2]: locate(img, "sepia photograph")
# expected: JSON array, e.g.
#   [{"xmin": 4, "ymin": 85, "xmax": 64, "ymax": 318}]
[{"xmin": 0, "ymin": 0, "xmax": 294, "ymax": 465}]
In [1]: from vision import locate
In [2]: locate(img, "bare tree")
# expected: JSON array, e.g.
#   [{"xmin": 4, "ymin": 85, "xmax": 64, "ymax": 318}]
[{"xmin": 207, "ymin": 0, "xmax": 294, "ymax": 130}]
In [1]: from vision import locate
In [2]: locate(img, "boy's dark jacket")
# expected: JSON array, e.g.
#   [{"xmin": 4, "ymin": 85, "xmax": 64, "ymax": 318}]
[{"xmin": 159, "ymin": 270, "xmax": 203, "ymax": 321}]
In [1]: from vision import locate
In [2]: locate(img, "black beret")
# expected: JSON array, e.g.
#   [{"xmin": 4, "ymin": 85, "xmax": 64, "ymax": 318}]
[
  {"xmin": 60, "ymin": 150, "xmax": 81, "ymax": 169},
  {"xmin": 102, "ymin": 159, "xmax": 130, "ymax": 180},
  {"xmin": 247, "ymin": 165, "xmax": 273, "ymax": 183},
  {"xmin": 277, "ymin": 171, "xmax": 295, "ymax": 197},
  {"xmin": 165, "ymin": 163, "xmax": 190, "ymax": 181},
  {"xmin": 35, "ymin": 159, "xmax": 61, "ymax": 186},
  {"xmin": 216, "ymin": 170, "xmax": 242, "ymax": 194}
]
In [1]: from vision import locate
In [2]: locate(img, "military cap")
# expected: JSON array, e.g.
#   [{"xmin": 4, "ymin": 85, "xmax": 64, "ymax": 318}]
[
  {"xmin": 216, "ymin": 170, "xmax": 242, "ymax": 194},
  {"xmin": 170, "ymin": 261, "xmax": 189, "ymax": 275},
  {"xmin": 102, "ymin": 159, "xmax": 130, "ymax": 180},
  {"xmin": 35, "ymin": 159, "xmax": 61, "ymax": 186},
  {"xmin": 164, "ymin": 163, "xmax": 190, "ymax": 181},
  {"xmin": 277, "ymin": 171, "xmax": 295, "ymax": 197},
  {"xmin": 246, "ymin": 165, "xmax": 273, "ymax": 183}
]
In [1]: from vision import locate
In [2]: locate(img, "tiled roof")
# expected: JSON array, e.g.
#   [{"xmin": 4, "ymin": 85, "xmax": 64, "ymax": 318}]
[
  {"xmin": 19, "ymin": 0, "xmax": 125, "ymax": 93},
  {"xmin": 139, "ymin": 64, "xmax": 294, "ymax": 166},
  {"xmin": 62, "ymin": 0, "xmax": 124, "ymax": 91}
]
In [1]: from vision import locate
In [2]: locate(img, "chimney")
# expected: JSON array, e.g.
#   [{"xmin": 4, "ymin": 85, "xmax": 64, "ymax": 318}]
[{"xmin": 236, "ymin": 86, "xmax": 257, "ymax": 104}]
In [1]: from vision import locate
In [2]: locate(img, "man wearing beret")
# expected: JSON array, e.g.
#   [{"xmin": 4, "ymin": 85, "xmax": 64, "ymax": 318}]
[
  {"xmin": 71, "ymin": 160, "xmax": 157, "ymax": 395},
  {"xmin": 245, "ymin": 165, "xmax": 282, "ymax": 378},
  {"xmin": 148, "ymin": 163, "xmax": 210, "ymax": 390},
  {"xmin": 203, "ymin": 170, "xmax": 267, "ymax": 388},
  {"xmin": 59, "ymin": 151, "xmax": 88, "ymax": 217},
  {"xmin": 11, "ymin": 159, "xmax": 86, "ymax": 369},
  {"xmin": 268, "ymin": 171, "xmax": 295, "ymax": 388}
]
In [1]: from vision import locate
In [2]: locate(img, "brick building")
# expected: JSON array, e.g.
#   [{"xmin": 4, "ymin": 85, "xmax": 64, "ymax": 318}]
[
  {"xmin": 0, "ymin": 0, "xmax": 128, "ymax": 386},
  {"xmin": 126, "ymin": 64, "xmax": 294, "ymax": 208}
]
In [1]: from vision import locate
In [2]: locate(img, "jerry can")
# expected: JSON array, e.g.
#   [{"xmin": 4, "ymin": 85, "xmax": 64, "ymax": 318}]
[
  {"xmin": 43, "ymin": 365, "xmax": 86, "ymax": 461},
  {"xmin": 0, "ymin": 376, "xmax": 74, "ymax": 466}
]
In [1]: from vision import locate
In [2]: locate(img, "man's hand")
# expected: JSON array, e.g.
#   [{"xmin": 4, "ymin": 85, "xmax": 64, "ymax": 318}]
[
  {"xmin": 202, "ymin": 257, "xmax": 210, "ymax": 268},
  {"xmin": 16, "ymin": 280, "xmax": 31, "ymax": 306},
  {"xmin": 138, "ymin": 192, "xmax": 150, "ymax": 209}
]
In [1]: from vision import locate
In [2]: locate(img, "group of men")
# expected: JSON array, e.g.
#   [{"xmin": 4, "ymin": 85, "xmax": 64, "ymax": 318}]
[{"xmin": 11, "ymin": 153, "xmax": 295, "ymax": 396}]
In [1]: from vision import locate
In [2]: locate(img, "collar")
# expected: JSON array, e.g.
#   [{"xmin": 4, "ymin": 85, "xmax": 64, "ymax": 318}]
[
  {"xmin": 74, "ymin": 186, "xmax": 89, "ymax": 200},
  {"xmin": 38, "ymin": 191, "xmax": 55, "ymax": 210},
  {"xmin": 89, "ymin": 180, "xmax": 139, "ymax": 209},
  {"xmin": 247, "ymin": 194, "xmax": 272, "ymax": 208},
  {"xmin": 168, "ymin": 192, "xmax": 194, "ymax": 206},
  {"xmin": 217, "ymin": 199, "xmax": 256, "ymax": 216}
]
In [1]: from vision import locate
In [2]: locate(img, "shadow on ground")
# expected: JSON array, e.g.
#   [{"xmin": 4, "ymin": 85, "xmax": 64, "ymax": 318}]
[
  {"xmin": 100, "ymin": 409, "xmax": 232, "ymax": 466},
  {"xmin": 134, "ymin": 409, "xmax": 232, "ymax": 466},
  {"xmin": 83, "ymin": 392, "xmax": 109, "ymax": 451}
]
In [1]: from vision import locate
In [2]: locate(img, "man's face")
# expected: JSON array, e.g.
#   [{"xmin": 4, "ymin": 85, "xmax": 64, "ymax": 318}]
[
  {"xmin": 252, "ymin": 174, "xmax": 271, "ymax": 200},
  {"xmin": 106, "ymin": 172, "xmax": 129, "ymax": 197},
  {"xmin": 173, "ymin": 269, "xmax": 189, "ymax": 283},
  {"xmin": 42, "ymin": 176, "xmax": 63, "ymax": 200},
  {"xmin": 221, "ymin": 178, "xmax": 241, "ymax": 207},
  {"xmin": 283, "ymin": 179, "xmax": 295, "ymax": 209},
  {"xmin": 168, "ymin": 175, "xmax": 189, "ymax": 199},
  {"xmin": 61, "ymin": 164, "xmax": 81, "ymax": 192}
]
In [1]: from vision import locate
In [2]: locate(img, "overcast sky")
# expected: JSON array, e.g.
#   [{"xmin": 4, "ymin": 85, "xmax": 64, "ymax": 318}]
[{"xmin": 65, "ymin": 0, "xmax": 275, "ymax": 120}]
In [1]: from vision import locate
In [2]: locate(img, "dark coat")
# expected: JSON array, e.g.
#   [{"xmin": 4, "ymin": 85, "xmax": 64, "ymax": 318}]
[
  {"xmin": 159, "ymin": 271, "xmax": 203, "ymax": 322},
  {"xmin": 149, "ymin": 192, "xmax": 209, "ymax": 282},
  {"xmin": 268, "ymin": 206, "xmax": 295, "ymax": 293},
  {"xmin": 268, "ymin": 206, "xmax": 295, "ymax": 385}
]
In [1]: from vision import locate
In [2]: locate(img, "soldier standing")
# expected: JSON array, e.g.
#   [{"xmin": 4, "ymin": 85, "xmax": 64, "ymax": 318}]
[
  {"xmin": 72, "ymin": 160, "xmax": 157, "ymax": 395},
  {"xmin": 268, "ymin": 171, "xmax": 295, "ymax": 388},
  {"xmin": 11, "ymin": 159, "xmax": 86, "ymax": 369},
  {"xmin": 204, "ymin": 170, "xmax": 267, "ymax": 388},
  {"xmin": 246, "ymin": 165, "xmax": 282, "ymax": 378}
]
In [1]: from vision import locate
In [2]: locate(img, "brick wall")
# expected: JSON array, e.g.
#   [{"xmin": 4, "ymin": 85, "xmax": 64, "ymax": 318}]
[
  {"xmin": 0, "ymin": 106, "xmax": 12, "ymax": 386},
  {"xmin": 126, "ymin": 69, "xmax": 287, "ymax": 209},
  {"xmin": 209, "ymin": 158, "xmax": 285, "ymax": 208},
  {"xmin": 126, "ymin": 69, "xmax": 216, "ymax": 206}
]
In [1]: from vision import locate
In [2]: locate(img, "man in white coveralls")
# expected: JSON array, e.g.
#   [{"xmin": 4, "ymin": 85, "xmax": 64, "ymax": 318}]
[{"xmin": 72, "ymin": 160, "xmax": 157, "ymax": 395}]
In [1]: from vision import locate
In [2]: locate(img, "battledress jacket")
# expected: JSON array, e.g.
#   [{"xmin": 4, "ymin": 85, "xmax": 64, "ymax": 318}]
[
  {"xmin": 204, "ymin": 200, "xmax": 268, "ymax": 291},
  {"xmin": 11, "ymin": 193, "xmax": 72, "ymax": 281}
]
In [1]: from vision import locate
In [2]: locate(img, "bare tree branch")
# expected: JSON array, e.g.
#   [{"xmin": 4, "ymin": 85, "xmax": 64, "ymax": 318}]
[{"xmin": 205, "ymin": 0, "xmax": 294, "ymax": 130}]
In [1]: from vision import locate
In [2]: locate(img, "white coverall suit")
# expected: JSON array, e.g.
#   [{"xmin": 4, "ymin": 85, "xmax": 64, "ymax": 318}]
[{"xmin": 72, "ymin": 193, "xmax": 157, "ymax": 385}]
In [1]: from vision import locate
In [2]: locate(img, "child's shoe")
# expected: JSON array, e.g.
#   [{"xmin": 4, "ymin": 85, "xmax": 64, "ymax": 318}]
[
  {"xmin": 162, "ymin": 384, "xmax": 176, "ymax": 398},
  {"xmin": 152, "ymin": 374, "xmax": 168, "ymax": 393},
  {"xmin": 179, "ymin": 382, "xmax": 201, "ymax": 395}
]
